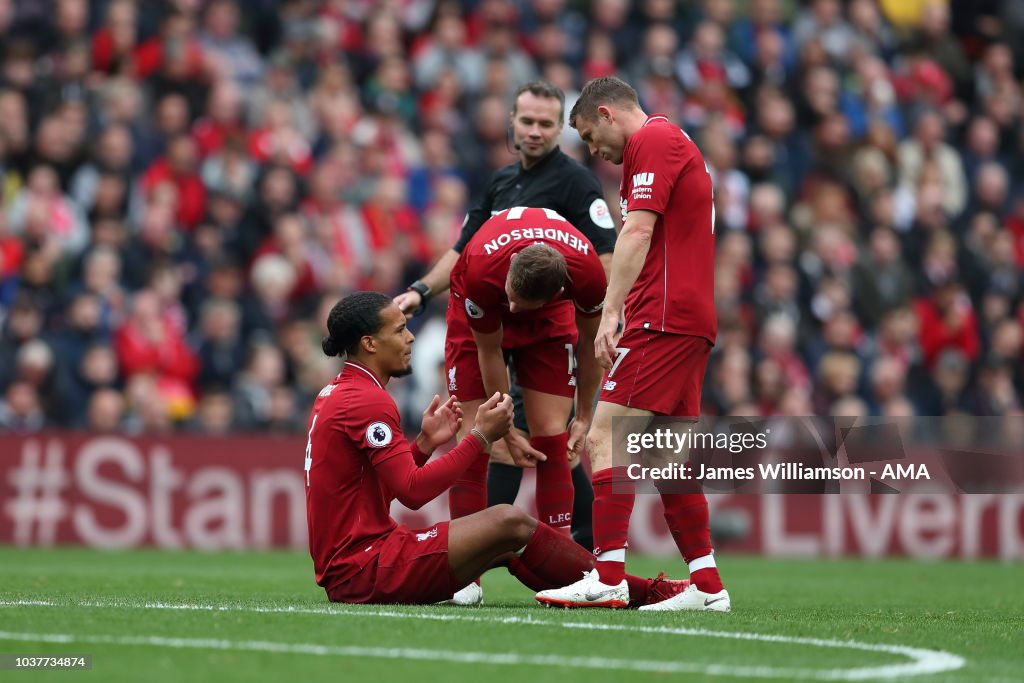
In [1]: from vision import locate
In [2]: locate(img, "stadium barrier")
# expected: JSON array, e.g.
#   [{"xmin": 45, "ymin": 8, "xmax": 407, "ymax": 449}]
[{"xmin": 0, "ymin": 433, "xmax": 1021, "ymax": 559}]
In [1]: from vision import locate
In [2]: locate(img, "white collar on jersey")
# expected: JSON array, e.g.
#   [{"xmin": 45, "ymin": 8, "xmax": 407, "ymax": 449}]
[
  {"xmin": 643, "ymin": 115, "xmax": 670, "ymax": 126},
  {"xmin": 344, "ymin": 361, "xmax": 384, "ymax": 389}
]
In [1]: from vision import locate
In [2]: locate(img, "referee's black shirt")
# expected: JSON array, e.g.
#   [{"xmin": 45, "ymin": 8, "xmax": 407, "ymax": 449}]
[{"xmin": 453, "ymin": 146, "xmax": 617, "ymax": 255}]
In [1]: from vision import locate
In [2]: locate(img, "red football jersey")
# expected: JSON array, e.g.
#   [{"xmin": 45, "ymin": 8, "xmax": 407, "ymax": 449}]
[
  {"xmin": 304, "ymin": 361, "xmax": 406, "ymax": 590},
  {"xmin": 449, "ymin": 207, "xmax": 607, "ymax": 342},
  {"xmin": 619, "ymin": 115, "xmax": 717, "ymax": 342}
]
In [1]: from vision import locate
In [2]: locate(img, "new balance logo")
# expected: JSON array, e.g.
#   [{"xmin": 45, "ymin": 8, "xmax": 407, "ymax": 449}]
[
  {"xmin": 416, "ymin": 527, "xmax": 438, "ymax": 542},
  {"xmin": 603, "ymin": 380, "xmax": 617, "ymax": 391}
]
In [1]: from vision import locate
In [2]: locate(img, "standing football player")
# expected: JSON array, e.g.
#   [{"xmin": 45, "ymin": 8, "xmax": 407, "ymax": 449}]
[
  {"xmin": 536, "ymin": 77, "xmax": 730, "ymax": 611},
  {"xmin": 395, "ymin": 81, "xmax": 615, "ymax": 557}
]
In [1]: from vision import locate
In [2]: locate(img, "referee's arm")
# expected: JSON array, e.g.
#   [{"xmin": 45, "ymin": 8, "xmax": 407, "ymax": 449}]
[{"xmin": 395, "ymin": 187, "xmax": 493, "ymax": 316}]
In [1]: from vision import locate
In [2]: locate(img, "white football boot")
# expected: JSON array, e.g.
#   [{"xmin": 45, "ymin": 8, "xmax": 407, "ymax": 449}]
[
  {"xmin": 534, "ymin": 569, "xmax": 629, "ymax": 608},
  {"xmin": 638, "ymin": 583, "xmax": 731, "ymax": 612},
  {"xmin": 437, "ymin": 582, "xmax": 483, "ymax": 606}
]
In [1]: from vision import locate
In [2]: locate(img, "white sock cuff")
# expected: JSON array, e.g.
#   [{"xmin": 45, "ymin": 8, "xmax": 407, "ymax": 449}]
[
  {"xmin": 597, "ymin": 548, "xmax": 626, "ymax": 563},
  {"xmin": 688, "ymin": 552, "xmax": 716, "ymax": 573}
]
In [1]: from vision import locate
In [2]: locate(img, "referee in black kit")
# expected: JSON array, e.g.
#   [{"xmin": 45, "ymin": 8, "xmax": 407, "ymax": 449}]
[{"xmin": 395, "ymin": 80, "xmax": 616, "ymax": 553}]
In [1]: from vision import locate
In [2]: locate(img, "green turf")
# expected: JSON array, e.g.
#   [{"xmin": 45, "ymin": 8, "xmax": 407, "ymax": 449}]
[{"xmin": 0, "ymin": 548, "xmax": 1021, "ymax": 682}]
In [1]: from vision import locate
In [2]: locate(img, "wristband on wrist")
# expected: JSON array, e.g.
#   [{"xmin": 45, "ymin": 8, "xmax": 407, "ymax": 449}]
[
  {"xmin": 407, "ymin": 280, "xmax": 432, "ymax": 316},
  {"xmin": 469, "ymin": 428, "xmax": 490, "ymax": 448}
]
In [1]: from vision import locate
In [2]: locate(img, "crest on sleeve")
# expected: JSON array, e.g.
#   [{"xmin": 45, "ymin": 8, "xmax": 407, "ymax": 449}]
[
  {"xmin": 366, "ymin": 421, "xmax": 393, "ymax": 447},
  {"xmin": 465, "ymin": 298, "xmax": 484, "ymax": 319}
]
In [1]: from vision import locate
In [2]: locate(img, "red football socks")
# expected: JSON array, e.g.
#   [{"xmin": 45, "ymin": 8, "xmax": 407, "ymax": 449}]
[
  {"xmin": 591, "ymin": 466, "xmax": 634, "ymax": 585},
  {"xmin": 507, "ymin": 522, "xmax": 657, "ymax": 606},
  {"xmin": 624, "ymin": 574, "xmax": 652, "ymax": 606},
  {"xmin": 513, "ymin": 520, "xmax": 593, "ymax": 588},
  {"xmin": 532, "ymin": 433, "xmax": 573, "ymax": 532},
  {"xmin": 448, "ymin": 451, "xmax": 488, "ymax": 520},
  {"xmin": 661, "ymin": 492, "xmax": 723, "ymax": 593}
]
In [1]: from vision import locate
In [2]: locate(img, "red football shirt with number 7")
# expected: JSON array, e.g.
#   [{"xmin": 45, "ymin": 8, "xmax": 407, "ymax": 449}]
[{"xmin": 619, "ymin": 115, "xmax": 717, "ymax": 343}]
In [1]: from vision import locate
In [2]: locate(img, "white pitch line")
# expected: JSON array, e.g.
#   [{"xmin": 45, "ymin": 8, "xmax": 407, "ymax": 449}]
[{"xmin": 0, "ymin": 599, "xmax": 965, "ymax": 680}]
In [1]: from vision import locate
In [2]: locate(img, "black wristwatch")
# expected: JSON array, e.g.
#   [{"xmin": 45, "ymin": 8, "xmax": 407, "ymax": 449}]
[{"xmin": 407, "ymin": 280, "xmax": 432, "ymax": 316}]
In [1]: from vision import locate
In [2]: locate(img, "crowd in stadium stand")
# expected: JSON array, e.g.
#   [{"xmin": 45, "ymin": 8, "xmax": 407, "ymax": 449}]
[{"xmin": 1, "ymin": 0, "xmax": 1023, "ymax": 434}]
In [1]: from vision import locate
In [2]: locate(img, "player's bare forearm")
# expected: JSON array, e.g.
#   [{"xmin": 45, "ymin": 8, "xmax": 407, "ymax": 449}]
[
  {"xmin": 604, "ymin": 210, "xmax": 656, "ymax": 317},
  {"xmin": 599, "ymin": 252, "xmax": 613, "ymax": 282},
  {"xmin": 421, "ymin": 248, "xmax": 459, "ymax": 295},
  {"xmin": 574, "ymin": 313, "xmax": 602, "ymax": 421},
  {"xmin": 472, "ymin": 328, "xmax": 510, "ymax": 398}
]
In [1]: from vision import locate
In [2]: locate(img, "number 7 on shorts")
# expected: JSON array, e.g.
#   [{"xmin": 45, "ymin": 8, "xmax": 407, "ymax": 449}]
[{"xmin": 609, "ymin": 347, "xmax": 630, "ymax": 377}]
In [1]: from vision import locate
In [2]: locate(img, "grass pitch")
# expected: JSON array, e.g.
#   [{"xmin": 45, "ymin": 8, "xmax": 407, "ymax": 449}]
[{"xmin": 0, "ymin": 548, "xmax": 1021, "ymax": 682}]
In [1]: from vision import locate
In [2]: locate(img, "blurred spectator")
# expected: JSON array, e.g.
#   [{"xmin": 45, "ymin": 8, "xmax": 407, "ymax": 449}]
[
  {"xmin": 0, "ymin": 380, "xmax": 45, "ymax": 431},
  {"xmin": 232, "ymin": 340, "xmax": 287, "ymax": 431},
  {"xmin": 915, "ymin": 281, "xmax": 981, "ymax": 370},
  {"xmin": 0, "ymin": 295, "xmax": 46, "ymax": 386},
  {"xmin": 141, "ymin": 134, "xmax": 206, "ymax": 230},
  {"xmin": 413, "ymin": 13, "xmax": 484, "ymax": 94},
  {"xmin": 199, "ymin": 0, "xmax": 264, "ymax": 87},
  {"xmin": 7, "ymin": 164, "xmax": 89, "ymax": 257},
  {"xmin": 114, "ymin": 289, "xmax": 198, "ymax": 419},
  {"xmin": 793, "ymin": 0, "xmax": 855, "ymax": 66},
  {"xmin": 676, "ymin": 20, "xmax": 750, "ymax": 93},
  {"xmin": 86, "ymin": 387, "xmax": 127, "ymax": 433},
  {"xmin": 898, "ymin": 110, "xmax": 967, "ymax": 218},
  {"xmin": 195, "ymin": 298, "xmax": 245, "ymax": 390},
  {"xmin": 852, "ymin": 227, "xmax": 915, "ymax": 327},
  {"xmin": 191, "ymin": 388, "xmax": 235, "ymax": 435},
  {"xmin": 0, "ymin": 0, "xmax": 1021, "ymax": 433},
  {"xmin": 66, "ymin": 344, "xmax": 121, "ymax": 427}
]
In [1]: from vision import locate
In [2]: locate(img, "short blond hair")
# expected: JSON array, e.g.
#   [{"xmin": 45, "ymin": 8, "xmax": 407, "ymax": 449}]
[{"xmin": 569, "ymin": 76, "xmax": 639, "ymax": 128}]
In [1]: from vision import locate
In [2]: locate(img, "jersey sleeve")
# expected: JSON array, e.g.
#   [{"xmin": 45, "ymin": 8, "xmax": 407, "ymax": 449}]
[
  {"xmin": 453, "ymin": 184, "xmax": 495, "ymax": 253},
  {"xmin": 343, "ymin": 393, "xmax": 408, "ymax": 467},
  {"xmin": 626, "ymin": 127, "xmax": 688, "ymax": 216},
  {"xmin": 569, "ymin": 248, "xmax": 607, "ymax": 317},
  {"xmin": 461, "ymin": 261, "xmax": 504, "ymax": 334},
  {"xmin": 563, "ymin": 168, "xmax": 617, "ymax": 254}
]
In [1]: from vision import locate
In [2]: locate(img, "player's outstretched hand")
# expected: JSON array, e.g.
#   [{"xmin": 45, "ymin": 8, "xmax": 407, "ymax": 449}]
[
  {"xmin": 504, "ymin": 429, "xmax": 547, "ymax": 468},
  {"xmin": 595, "ymin": 310, "xmax": 622, "ymax": 370},
  {"xmin": 393, "ymin": 291, "xmax": 422, "ymax": 319},
  {"xmin": 418, "ymin": 394, "xmax": 463, "ymax": 452},
  {"xmin": 475, "ymin": 392, "xmax": 514, "ymax": 445}
]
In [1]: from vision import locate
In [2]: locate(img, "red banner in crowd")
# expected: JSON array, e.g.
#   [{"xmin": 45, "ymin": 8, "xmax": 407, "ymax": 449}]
[{"xmin": 1, "ymin": 434, "xmax": 1021, "ymax": 559}]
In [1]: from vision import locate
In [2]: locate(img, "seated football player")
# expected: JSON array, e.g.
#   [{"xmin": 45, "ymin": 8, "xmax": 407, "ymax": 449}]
[{"xmin": 305, "ymin": 291, "xmax": 687, "ymax": 606}]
